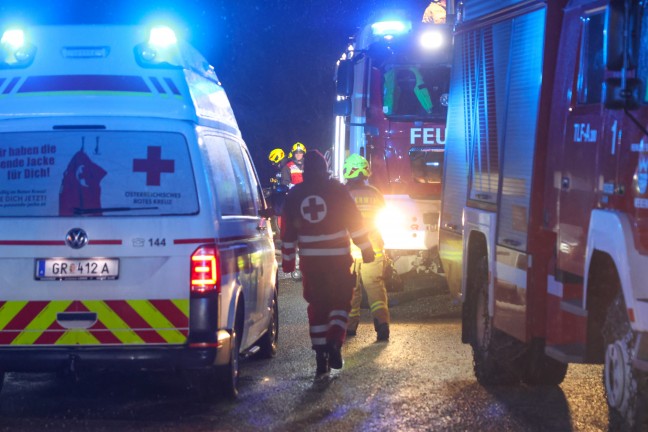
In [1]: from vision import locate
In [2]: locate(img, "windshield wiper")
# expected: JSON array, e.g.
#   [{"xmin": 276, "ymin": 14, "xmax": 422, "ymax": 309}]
[{"xmin": 73, "ymin": 206, "xmax": 159, "ymax": 215}]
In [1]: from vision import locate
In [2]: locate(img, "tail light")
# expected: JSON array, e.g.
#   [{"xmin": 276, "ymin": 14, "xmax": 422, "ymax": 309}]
[{"xmin": 191, "ymin": 244, "xmax": 220, "ymax": 294}]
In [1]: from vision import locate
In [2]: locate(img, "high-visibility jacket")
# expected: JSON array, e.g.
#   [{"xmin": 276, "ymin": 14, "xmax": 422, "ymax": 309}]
[
  {"xmin": 346, "ymin": 181, "xmax": 385, "ymax": 257},
  {"xmin": 281, "ymin": 159, "xmax": 304, "ymax": 187},
  {"xmin": 281, "ymin": 177, "xmax": 373, "ymax": 272}
]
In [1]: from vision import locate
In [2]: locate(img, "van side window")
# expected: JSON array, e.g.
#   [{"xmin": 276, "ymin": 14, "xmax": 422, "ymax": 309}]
[
  {"xmin": 577, "ymin": 12, "xmax": 605, "ymax": 105},
  {"xmin": 223, "ymin": 139, "xmax": 257, "ymax": 216},
  {"xmin": 203, "ymin": 136, "xmax": 255, "ymax": 216},
  {"xmin": 241, "ymin": 148, "xmax": 264, "ymax": 213}
]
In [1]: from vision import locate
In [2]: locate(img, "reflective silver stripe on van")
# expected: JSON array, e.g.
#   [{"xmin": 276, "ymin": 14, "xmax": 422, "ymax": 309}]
[
  {"xmin": 298, "ymin": 230, "xmax": 347, "ymax": 243},
  {"xmin": 283, "ymin": 242, "xmax": 296, "ymax": 248},
  {"xmin": 282, "ymin": 253, "xmax": 296, "ymax": 261},
  {"xmin": 350, "ymin": 227, "xmax": 370, "ymax": 238},
  {"xmin": 299, "ymin": 247, "xmax": 350, "ymax": 256}
]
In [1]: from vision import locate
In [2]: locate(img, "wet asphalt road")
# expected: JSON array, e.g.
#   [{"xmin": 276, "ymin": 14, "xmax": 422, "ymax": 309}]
[{"xmin": 0, "ymin": 274, "xmax": 609, "ymax": 432}]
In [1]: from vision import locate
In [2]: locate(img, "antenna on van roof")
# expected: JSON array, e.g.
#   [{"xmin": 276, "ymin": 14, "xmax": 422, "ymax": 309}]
[
  {"xmin": 81, "ymin": 136, "xmax": 85, "ymax": 151},
  {"xmin": 94, "ymin": 137, "xmax": 101, "ymax": 155}
]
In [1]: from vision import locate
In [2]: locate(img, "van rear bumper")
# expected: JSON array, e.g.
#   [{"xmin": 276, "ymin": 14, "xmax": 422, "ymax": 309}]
[{"xmin": 0, "ymin": 330, "xmax": 233, "ymax": 373}]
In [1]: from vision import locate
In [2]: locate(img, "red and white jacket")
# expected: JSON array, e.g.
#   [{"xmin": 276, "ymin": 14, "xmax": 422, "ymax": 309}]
[
  {"xmin": 281, "ymin": 159, "xmax": 304, "ymax": 187},
  {"xmin": 280, "ymin": 177, "xmax": 373, "ymax": 273}
]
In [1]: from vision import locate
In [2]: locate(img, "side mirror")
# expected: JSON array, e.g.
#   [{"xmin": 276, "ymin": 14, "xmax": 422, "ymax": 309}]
[
  {"xmin": 336, "ymin": 59, "xmax": 354, "ymax": 97},
  {"xmin": 603, "ymin": 77, "xmax": 642, "ymax": 110},
  {"xmin": 334, "ymin": 98, "xmax": 351, "ymax": 116},
  {"xmin": 606, "ymin": 0, "xmax": 639, "ymax": 71}
]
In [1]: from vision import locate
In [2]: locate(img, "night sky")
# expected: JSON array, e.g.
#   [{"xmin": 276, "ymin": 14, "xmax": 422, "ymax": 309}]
[{"xmin": 0, "ymin": 0, "xmax": 433, "ymax": 185}]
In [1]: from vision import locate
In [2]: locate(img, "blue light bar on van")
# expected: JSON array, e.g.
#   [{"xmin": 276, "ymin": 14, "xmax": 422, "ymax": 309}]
[
  {"xmin": 1, "ymin": 29, "xmax": 24, "ymax": 49},
  {"xmin": 0, "ymin": 28, "xmax": 36, "ymax": 69},
  {"xmin": 149, "ymin": 26, "xmax": 177, "ymax": 47},
  {"xmin": 134, "ymin": 25, "xmax": 181, "ymax": 69},
  {"xmin": 371, "ymin": 20, "xmax": 411, "ymax": 37}
]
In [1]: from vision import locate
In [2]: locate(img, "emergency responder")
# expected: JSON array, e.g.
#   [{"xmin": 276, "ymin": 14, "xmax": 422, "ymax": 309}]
[
  {"xmin": 281, "ymin": 142, "xmax": 306, "ymax": 188},
  {"xmin": 268, "ymin": 148, "xmax": 288, "ymax": 231},
  {"xmin": 281, "ymin": 150, "xmax": 375, "ymax": 378},
  {"xmin": 343, "ymin": 154, "xmax": 390, "ymax": 341},
  {"xmin": 268, "ymin": 148, "xmax": 286, "ymax": 185},
  {"xmin": 423, "ymin": 0, "xmax": 447, "ymax": 24}
]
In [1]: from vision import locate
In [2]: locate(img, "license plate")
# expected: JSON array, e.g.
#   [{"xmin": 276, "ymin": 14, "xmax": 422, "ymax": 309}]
[{"xmin": 35, "ymin": 258, "xmax": 119, "ymax": 280}]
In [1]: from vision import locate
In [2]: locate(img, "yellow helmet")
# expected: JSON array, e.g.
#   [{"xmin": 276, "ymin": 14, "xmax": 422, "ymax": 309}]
[
  {"xmin": 291, "ymin": 142, "xmax": 307, "ymax": 154},
  {"xmin": 343, "ymin": 154, "xmax": 371, "ymax": 179},
  {"xmin": 268, "ymin": 148, "xmax": 285, "ymax": 164}
]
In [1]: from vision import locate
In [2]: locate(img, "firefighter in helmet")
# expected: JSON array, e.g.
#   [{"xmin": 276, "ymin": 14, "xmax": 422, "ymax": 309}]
[
  {"xmin": 281, "ymin": 150, "xmax": 375, "ymax": 378},
  {"xmin": 281, "ymin": 142, "xmax": 306, "ymax": 188},
  {"xmin": 344, "ymin": 154, "xmax": 390, "ymax": 341},
  {"xmin": 423, "ymin": 0, "xmax": 447, "ymax": 24},
  {"xmin": 268, "ymin": 148, "xmax": 288, "ymax": 231}
]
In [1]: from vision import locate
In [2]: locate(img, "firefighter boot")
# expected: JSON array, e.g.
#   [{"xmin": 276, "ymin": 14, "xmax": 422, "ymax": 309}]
[
  {"xmin": 375, "ymin": 319, "xmax": 390, "ymax": 342},
  {"xmin": 346, "ymin": 317, "xmax": 359, "ymax": 337},
  {"xmin": 328, "ymin": 342, "xmax": 344, "ymax": 369},
  {"xmin": 315, "ymin": 348, "xmax": 330, "ymax": 378}
]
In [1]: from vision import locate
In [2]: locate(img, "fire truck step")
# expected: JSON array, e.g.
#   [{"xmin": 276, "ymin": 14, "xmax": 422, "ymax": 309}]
[
  {"xmin": 560, "ymin": 299, "xmax": 588, "ymax": 317},
  {"xmin": 545, "ymin": 343, "xmax": 586, "ymax": 364}
]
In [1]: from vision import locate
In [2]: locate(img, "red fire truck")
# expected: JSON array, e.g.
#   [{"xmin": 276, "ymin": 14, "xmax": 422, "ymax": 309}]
[
  {"xmin": 332, "ymin": 10, "xmax": 453, "ymax": 276},
  {"xmin": 440, "ymin": 0, "xmax": 648, "ymax": 428}
]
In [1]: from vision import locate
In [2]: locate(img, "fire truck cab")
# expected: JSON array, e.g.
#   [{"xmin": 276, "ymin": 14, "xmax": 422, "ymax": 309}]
[
  {"xmin": 332, "ymin": 12, "xmax": 452, "ymax": 277},
  {"xmin": 0, "ymin": 25, "xmax": 278, "ymax": 399},
  {"xmin": 441, "ymin": 0, "xmax": 648, "ymax": 427}
]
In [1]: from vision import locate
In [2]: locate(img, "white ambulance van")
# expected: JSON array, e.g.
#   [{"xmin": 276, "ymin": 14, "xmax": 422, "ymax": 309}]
[{"xmin": 0, "ymin": 25, "xmax": 278, "ymax": 398}]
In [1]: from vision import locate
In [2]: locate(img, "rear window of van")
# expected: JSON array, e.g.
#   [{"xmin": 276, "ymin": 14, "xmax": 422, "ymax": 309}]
[{"xmin": 0, "ymin": 131, "xmax": 198, "ymax": 217}]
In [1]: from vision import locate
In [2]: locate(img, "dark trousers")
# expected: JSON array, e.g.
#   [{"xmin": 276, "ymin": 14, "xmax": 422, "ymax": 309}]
[{"xmin": 302, "ymin": 265, "xmax": 355, "ymax": 350}]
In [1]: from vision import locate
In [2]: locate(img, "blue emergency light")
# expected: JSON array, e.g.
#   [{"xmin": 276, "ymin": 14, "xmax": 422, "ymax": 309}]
[
  {"xmin": 1, "ymin": 29, "xmax": 24, "ymax": 49},
  {"xmin": 371, "ymin": 20, "xmax": 411, "ymax": 37},
  {"xmin": 148, "ymin": 26, "xmax": 177, "ymax": 47},
  {"xmin": 134, "ymin": 25, "xmax": 181, "ymax": 68},
  {"xmin": 0, "ymin": 28, "xmax": 36, "ymax": 69}
]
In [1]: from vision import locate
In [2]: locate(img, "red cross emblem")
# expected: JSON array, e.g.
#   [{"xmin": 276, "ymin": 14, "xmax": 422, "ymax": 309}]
[
  {"xmin": 300, "ymin": 195, "xmax": 327, "ymax": 223},
  {"xmin": 133, "ymin": 146, "xmax": 175, "ymax": 186}
]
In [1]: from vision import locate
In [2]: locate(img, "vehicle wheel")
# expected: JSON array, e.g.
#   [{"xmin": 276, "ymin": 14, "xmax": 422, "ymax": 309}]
[
  {"xmin": 603, "ymin": 293, "xmax": 648, "ymax": 431},
  {"xmin": 469, "ymin": 255, "xmax": 519, "ymax": 385},
  {"xmin": 291, "ymin": 270, "xmax": 302, "ymax": 280},
  {"xmin": 257, "ymin": 291, "xmax": 279, "ymax": 359},
  {"xmin": 219, "ymin": 310, "xmax": 242, "ymax": 399},
  {"xmin": 521, "ymin": 339, "xmax": 568, "ymax": 386}
]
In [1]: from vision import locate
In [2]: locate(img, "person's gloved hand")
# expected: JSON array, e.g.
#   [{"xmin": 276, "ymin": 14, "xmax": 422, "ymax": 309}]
[
  {"xmin": 282, "ymin": 260, "xmax": 295, "ymax": 273},
  {"xmin": 361, "ymin": 248, "xmax": 375, "ymax": 264}
]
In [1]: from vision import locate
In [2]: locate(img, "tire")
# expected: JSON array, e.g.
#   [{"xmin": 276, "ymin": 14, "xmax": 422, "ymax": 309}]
[
  {"xmin": 521, "ymin": 339, "xmax": 568, "ymax": 386},
  {"xmin": 469, "ymin": 255, "xmax": 519, "ymax": 385},
  {"xmin": 603, "ymin": 293, "xmax": 648, "ymax": 431},
  {"xmin": 257, "ymin": 291, "xmax": 279, "ymax": 359},
  {"xmin": 219, "ymin": 310, "xmax": 242, "ymax": 399}
]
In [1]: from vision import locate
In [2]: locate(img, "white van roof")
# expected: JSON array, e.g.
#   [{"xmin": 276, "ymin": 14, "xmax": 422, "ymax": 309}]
[{"xmin": 0, "ymin": 25, "xmax": 240, "ymax": 136}]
